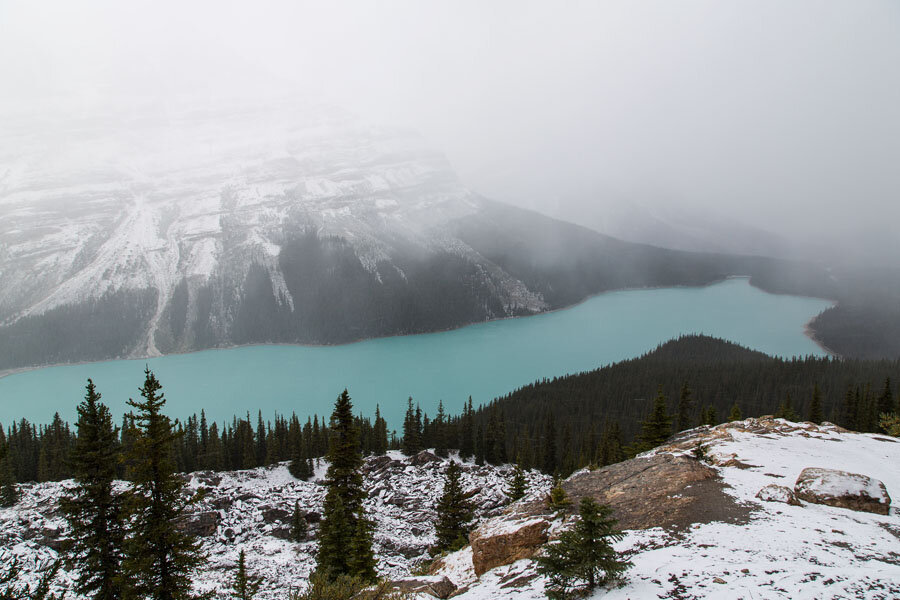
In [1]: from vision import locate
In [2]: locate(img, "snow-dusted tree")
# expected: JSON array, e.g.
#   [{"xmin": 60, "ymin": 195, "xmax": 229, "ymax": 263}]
[
  {"xmin": 506, "ymin": 463, "xmax": 528, "ymax": 503},
  {"xmin": 315, "ymin": 390, "xmax": 376, "ymax": 582},
  {"xmin": 432, "ymin": 460, "xmax": 474, "ymax": 554},
  {"xmin": 290, "ymin": 501, "xmax": 308, "ymax": 542},
  {"xmin": 536, "ymin": 497, "xmax": 631, "ymax": 599},
  {"xmin": 121, "ymin": 368, "xmax": 205, "ymax": 600},
  {"xmin": 59, "ymin": 379, "xmax": 124, "ymax": 600},
  {"xmin": 230, "ymin": 550, "xmax": 262, "ymax": 600}
]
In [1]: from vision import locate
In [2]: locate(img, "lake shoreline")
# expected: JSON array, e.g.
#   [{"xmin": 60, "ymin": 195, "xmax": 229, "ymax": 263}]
[{"xmin": 0, "ymin": 276, "xmax": 835, "ymax": 380}]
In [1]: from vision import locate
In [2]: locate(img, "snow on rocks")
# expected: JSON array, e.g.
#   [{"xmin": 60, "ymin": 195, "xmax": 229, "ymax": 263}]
[
  {"xmin": 0, "ymin": 452, "xmax": 550, "ymax": 599},
  {"xmin": 469, "ymin": 516, "xmax": 550, "ymax": 576},
  {"xmin": 794, "ymin": 467, "xmax": 891, "ymax": 515},
  {"xmin": 755, "ymin": 483, "xmax": 801, "ymax": 506},
  {"xmin": 439, "ymin": 418, "xmax": 900, "ymax": 599}
]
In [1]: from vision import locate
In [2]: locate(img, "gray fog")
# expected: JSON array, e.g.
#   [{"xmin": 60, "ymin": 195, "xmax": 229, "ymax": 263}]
[{"xmin": 2, "ymin": 0, "xmax": 898, "ymax": 262}]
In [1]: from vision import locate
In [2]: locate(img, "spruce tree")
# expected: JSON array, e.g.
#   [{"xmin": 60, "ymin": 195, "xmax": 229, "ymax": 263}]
[
  {"xmin": 536, "ymin": 497, "xmax": 631, "ymax": 599},
  {"xmin": 877, "ymin": 378, "xmax": 894, "ymax": 426},
  {"xmin": 506, "ymin": 463, "xmax": 528, "ymax": 503},
  {"xmin": 728, "ymin": 402, "xmax": 742, "ymax": 422},
  {"xmin": 542, "ymin": 412, "xmax": 557, "ymax": 475},
  {"xmin": 230, "ymin": 550, "xmax": 262, "ymax": 600},
  {"xmin": 432, "ymin": 461, "xmax": 474, "ymax": 555},
  {"xmin": 290, "ymin": 501, "xmax": 308, "ymax": 542},
  {"xmin": 59, "ymin": 379, "xmax": 124, "ymax": 600},
  {"xmin": 638, "ymin": 387, "xmax": 671, "ymax": 450},
  {"xmin": 373, "ymin": 405, "xmax": 388, "ymax": 456},
  {"xmin": 676, "ymin": 382, "xmax": 693, "ymax": 431},
  {"xmin": 402, "ymin": 398, "xmax": 421, "ymax": 456},
  {"xmin": 548, "ymin": 476, "xmax": 571, "ymax": 512},
  {"xmin": 347, "ymin": 516, "xmax": 377, "ymax": 582},
  {"xmin": 289, "ymin": 441, "xmax": 312, "ymax": 481},
  {"xmin": 315, "ymin": 390, "xmax": 375, "ymax": 582},
  {"xmin": 0, "ymin": 447, "xmax": 17, "ymax": 507},
  {"xmin": 121, "ymin": 368, "xmax": 205, "ymax": 600},
  {"xmin": 808, "ymin": 384, "xmax": 824, "ymax": 424},
  {"xmin": 776, "ymin": 393, "xmax": 799, "ymax": 422}
]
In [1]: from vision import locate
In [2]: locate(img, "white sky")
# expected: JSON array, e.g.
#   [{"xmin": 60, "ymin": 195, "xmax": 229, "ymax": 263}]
[{"xmin": 1, "ymin": 0, "xmax": 898, "ymax": 251}]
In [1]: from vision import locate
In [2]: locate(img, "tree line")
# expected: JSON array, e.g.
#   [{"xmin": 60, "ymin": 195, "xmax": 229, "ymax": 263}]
[{"xmin": 3, "ymin": 335, "xmax": 899, "ymax": 492}]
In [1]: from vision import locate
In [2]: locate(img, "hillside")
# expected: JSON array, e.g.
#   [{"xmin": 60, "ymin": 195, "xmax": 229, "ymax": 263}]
[
  {"xmin": 2, "ymin": 419, "xmax": 897, "ymax": 598},
  {"xmin": 468, "ymin": 335, "xmax": 900, "ymax": 471},
  {"xmin": 0, "ymin": 101, "xmax": 841, "ymax": 372},
  {"xmin": 435, "ymin": 418, "xmax": 899, "ymax": 599}
]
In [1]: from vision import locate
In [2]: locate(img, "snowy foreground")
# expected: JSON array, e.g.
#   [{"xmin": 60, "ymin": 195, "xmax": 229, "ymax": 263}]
[
  {"xmin": 439, "ymin": 420, "xmax": 899, "ymax": 600},
  {"xmin": 2, "ymin": 420, "xmax": 898, "ymax": 599}
]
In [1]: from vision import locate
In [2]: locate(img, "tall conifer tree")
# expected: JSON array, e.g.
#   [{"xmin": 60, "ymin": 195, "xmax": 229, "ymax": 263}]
[
  {"xmin": 121, "ymin": 369, "xmax": 204, "ymax": 600},
  {"xmin": 60, "ymin": 379, "xmax": 124, "ymax": 600},
  {"xmin": 315, "ymin": 390, "xmax": 375, "ymax": 582}
]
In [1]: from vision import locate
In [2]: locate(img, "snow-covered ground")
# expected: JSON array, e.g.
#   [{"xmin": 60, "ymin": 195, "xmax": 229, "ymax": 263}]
[
  {"xmin": 437, "ymin": 420, "xmax": 900, "ymax": 599},
  {"xmin": 0, "ymin": 450, "xmax": 550, "ymax": 598}
]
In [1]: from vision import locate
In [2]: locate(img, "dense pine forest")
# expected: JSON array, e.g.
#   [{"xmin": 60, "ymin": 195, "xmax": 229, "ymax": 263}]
[{"xmin": 1, "ymin": 336, "xmax": 898, "ymax": 491}]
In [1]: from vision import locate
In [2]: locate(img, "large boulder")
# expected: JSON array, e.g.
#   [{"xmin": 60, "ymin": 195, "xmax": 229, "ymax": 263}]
[
  {"xmin": 469, "ymin": 516, "xmax": 549, "ymax": 576},
  {"xmin": 391, "ymin": 576, "xmax": 457, "ymax": 599},
  {"xmin": 794, "ymin": 468, "xmax": 891, "ymax": 515},
  {"xmin": 182, "ymin": 510, "xmax": 220, "ymax": 537},
  {"xmin": 756, "ymin": 484, "xmax": 801, "ymax": 506}
]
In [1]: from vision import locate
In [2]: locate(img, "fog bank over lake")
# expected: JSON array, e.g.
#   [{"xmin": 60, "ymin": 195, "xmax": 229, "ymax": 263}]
[{"xmin": 0, "ymin": 278, "xmax": 832, "ymax": 428}]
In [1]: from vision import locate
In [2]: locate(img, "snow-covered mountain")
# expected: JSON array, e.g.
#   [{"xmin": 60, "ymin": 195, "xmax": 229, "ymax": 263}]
[
  {"xmin": 0, "ymin": 100, "xmax": 814, "ymax": 371},
  {"xmin": 0, "ymin": 100, "xmax": 548, "ymax": 368}
]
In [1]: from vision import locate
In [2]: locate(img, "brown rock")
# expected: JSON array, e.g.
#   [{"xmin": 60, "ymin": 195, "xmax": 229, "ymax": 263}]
[
  {"xmin": 470, "ymin": 516, "xmax": 549, "ymax": 576},
  {"xmin": 260, "ymin": 505, "xmax": 291, "ymax": 524},
  {"xmin": 182, "ymin": 510, "xmax": 220, "ymax": 537},
  {"xmin": 794, "ymin": 467, "xmax": 891, "ymax": 515},
  {"xmin": 756, "ymin": 484, "xmax": 801, "ymax": 506},
  {"xmin": 410, "ymin": 450, "xmax": 441, "ymax": 466},
  {"xmin": 392, "ymin": 576, "xmax": 457, "ymax": 599}
]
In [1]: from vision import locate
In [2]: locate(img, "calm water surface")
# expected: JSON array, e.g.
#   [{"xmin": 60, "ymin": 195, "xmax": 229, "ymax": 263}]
[{"xmin": 0, "ymin": 278, "xmax": 832, "ymax": 428}]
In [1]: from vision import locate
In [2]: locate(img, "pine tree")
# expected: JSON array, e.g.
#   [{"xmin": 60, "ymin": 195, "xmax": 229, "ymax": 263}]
[
  {"xmin": 808, "ymin": 383, "xmax": 824, "ymax": 424},
  {"xmin": 638, "ymin": 387, "xmax": 671, "ymax": 450},
  {"xmin": 548, "ymin": 476, "xmax": 571, "ymax": 512},
  {"xmin": 542, "ymin": 412, "xmax": 557, "ymax": 475},
  {"xmin": 877, "ymin": 378, "xmax": 894, "ymax": 428},
  {"xmin": 676, "ymin": 382, "xmax": 693, "ymax": 431},
  {"xmin": 727, "ymin": 402, "xmax": 742, "ymax": 422},
  {"xmin": 506, "ymin": 463, "xmax": 528, "ymax": 503},
  {"xmin": 290, "ymin": 501, "xmax": 308, "ymax": 542},
  {"xmin": 315, "ymin": 390, "xmax": 375, "ymax": 582},
  {"xmin": 434, "ymin": 401, "xmax": 448, "ymax": 458},
  {"xmin": 432, "ymin": 461, "xmax": 474, "ymax": 554},
  {"xmin": 536, "ymin": 497, "xmax": 631, "ymax": 599},
  {"xmin": 289, "ymin": 441, "xmax": 312, "ymax": 481},
  {"xmin": 230, "ymin": 550, "xmax": 262, "ymax": 600},
  {"xmin": 776, "ymin": 392, "xmax": 799, "ymax": 422},
  {"xmin": 121, "ymin": 368, "xmax": 205, "ymax": 600},
  {"xmin": 402, "ymin": 398, "xmax": 421, "ymax": 456},
  {"xmin": 703, "ymin": 405, "xmax": 718, "ymax": 426},
  {"xmin": 373, "ymin": 405, "xmax": 388, "ymax": 456},
  {"xmin": 0, "ymin": 447, "xmax": 17, "ymax": 507},
  {"xmin": 59, "ymin": 379, "xmax": 124, "ymax": 600}
]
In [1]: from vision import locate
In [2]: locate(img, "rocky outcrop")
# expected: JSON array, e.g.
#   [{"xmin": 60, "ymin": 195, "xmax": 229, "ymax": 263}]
[
  {"xmin": 794, "ymin": 468, "xmax": 891, "ymax": 515},
  {"xmin": 469, "ymin": 516, "xmax": 550, "ymax": 576},
  {"xmin": 391, "ymin": 576, "xmax": 457, "ymax": 599},
  {"xmin": 182, "ymin": 510, "xmax": 220, "ymax": 537},
  {"xmin": 756, "ymin": 484, "xmax": 801, "ymax": 506}
]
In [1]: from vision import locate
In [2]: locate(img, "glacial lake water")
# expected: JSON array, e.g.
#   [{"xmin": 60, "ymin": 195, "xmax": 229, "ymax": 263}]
[{"xmin": 0, "ymin": 278, "xmax": 833, "ymax": 429}]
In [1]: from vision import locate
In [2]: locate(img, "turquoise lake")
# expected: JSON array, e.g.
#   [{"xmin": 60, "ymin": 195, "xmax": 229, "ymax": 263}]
[{"xmin": 0, "ymin": 278, "xmax": 833, "ymax": 429}]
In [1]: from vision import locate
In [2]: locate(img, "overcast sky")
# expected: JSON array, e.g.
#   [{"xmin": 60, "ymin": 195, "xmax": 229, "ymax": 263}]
[{"xmin": 2, "ymin": 0, "xmax": 898, "ymax": 257}]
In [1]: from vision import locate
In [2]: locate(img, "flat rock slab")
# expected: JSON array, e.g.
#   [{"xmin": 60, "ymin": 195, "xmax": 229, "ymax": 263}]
[
  {"xmin": 794, "ymin": 467, "xmax": 891, "ymax": 515},
  {"xmin": 558, "ymin": 453, "xmax": 747, "ymax": 530}
]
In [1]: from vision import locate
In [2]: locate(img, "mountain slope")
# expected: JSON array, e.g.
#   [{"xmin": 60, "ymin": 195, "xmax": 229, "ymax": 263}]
[{"xmin": 0, "ymin": 102, "xmax": 833, "ymax": 371}]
